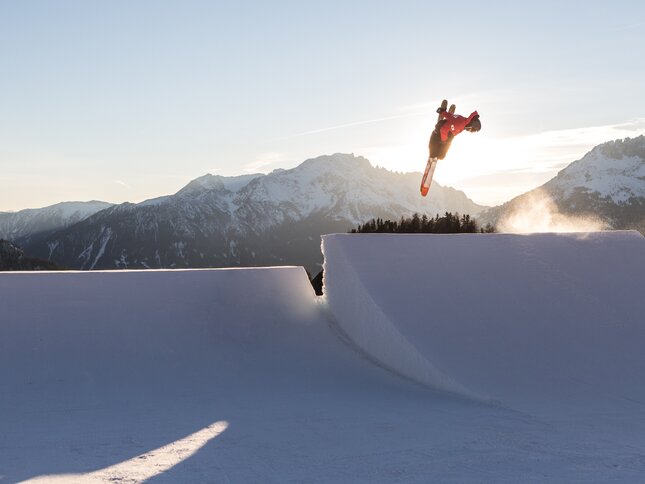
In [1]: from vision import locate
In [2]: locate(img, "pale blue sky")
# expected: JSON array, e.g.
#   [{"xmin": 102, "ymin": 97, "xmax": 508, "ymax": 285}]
[{"xmin": 1, "ymin": 0, "xmax": 644, "ymax": 210}]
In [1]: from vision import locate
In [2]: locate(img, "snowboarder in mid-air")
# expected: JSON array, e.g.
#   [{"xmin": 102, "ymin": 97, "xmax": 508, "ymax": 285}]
[{"xmin": 420, "ymin": 99, "xmax": 481, "ymax": 196}]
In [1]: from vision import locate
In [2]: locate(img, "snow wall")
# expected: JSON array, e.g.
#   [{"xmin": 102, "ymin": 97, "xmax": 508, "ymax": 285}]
[
  {"xmin": 0, "ymin": 267, "xmax": 333, "ymax": 393},
  {"xmin": 323, "ymin": 231, "xmax": 645, "ymax": 408}
]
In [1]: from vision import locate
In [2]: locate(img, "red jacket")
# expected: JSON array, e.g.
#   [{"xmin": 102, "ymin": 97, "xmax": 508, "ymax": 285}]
[{"xmin": 439, "ymin": 111, "xmax": 479, "ymax": 142}]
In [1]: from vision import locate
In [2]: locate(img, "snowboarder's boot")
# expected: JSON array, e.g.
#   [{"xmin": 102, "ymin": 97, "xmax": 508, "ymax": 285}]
[{"xmin": 449, "ymin": 104, "xmax": 456, "ymax": 114}]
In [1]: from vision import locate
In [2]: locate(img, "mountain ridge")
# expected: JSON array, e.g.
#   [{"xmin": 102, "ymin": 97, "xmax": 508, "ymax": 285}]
[
  {"xmin": 0, "ymin": 201, "xmax": 113, "ymax": 242},
  {"xmin": 21, "ymin": 153, "xmax": 485, "ymax": 273}
]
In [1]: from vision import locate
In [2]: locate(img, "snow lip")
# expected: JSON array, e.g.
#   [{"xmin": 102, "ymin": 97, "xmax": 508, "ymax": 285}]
[
  {"xmin": 322, "ymin": 233, "xmax": 486, "ymax": 401},
  {"xmin": 0, "ymin": 266, "xmax": 306, "ymax": 276},
  {"xmin": 324, "ymin": 229, "xmax": 643, "ymax": 239}
]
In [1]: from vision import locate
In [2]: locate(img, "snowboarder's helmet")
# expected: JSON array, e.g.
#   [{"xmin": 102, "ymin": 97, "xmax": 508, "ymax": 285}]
[{"xmin": 465, "ymin": 117, "xmax": 481, "ymax": 132}]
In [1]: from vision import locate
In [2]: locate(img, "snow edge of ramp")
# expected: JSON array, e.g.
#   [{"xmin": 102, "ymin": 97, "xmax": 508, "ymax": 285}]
[{"xmin": 322, "ymin": 234, "xmax": 481, "ymax": 400}]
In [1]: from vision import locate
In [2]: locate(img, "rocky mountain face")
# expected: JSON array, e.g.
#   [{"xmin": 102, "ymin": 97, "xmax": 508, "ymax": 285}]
[
  {"xmin": 0, "ymin": 201, "xmax": 113, "ymax": 242},
  {"xmin": 480, "ymin": 136, "xmax": 645, "ymax": 234},
  {"xmin": 0, "ymin": 240, "xmax": 61, "ymax": 271},
  {"xmin": 22, "ymin": 153, "xmax": 485, "ymax": 273}
]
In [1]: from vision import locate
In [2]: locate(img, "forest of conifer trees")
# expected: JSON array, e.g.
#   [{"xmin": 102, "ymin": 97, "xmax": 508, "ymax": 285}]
[
  {"xmin": 350, "ymin": 212, "xmax": 494, "ymax": 234},
  {"xmin": 309, "ymin": 213, "xmax": 494, "ymax": 295}
]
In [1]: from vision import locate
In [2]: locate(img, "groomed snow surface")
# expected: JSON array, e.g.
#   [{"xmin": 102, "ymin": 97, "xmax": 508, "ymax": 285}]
[{"xmin": 2, "ymin": 231, "xmax": 645, "ymax": 482}]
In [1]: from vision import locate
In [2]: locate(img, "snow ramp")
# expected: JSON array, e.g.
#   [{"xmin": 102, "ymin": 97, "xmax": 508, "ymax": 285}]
[
  {"xmin": 323, "ymin": 231, "xmax": 645, "ymax": 410},
  {"xmin": 3, "ymin": 240, "xmax": 645, "ymax": 482},
  {"xmin": 1, "ymin": 267, "xmax": 423, "ymax": 482}
]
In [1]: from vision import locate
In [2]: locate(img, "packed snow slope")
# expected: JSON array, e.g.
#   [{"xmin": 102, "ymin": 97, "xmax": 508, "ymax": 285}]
[
  {"xmin": 2, "ymin": 232, "xmax": 645, "ymax": 482},
  {"xmin": 323, "ymin": 231, "xmax": 645, "ymax": 413},
  {"xmin": 2, "ymin": 267, "xmax": 496, "ymax": 483}
]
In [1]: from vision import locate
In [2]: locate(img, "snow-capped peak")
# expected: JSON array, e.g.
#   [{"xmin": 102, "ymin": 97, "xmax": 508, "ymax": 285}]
[
  {"xmin": 176, "ymin": 174, "xmax": 227, "ymax": 196},
  {"xmin": 549, "ymin": 135, "xmax": 645, "ymax": 203},
  {"xmin": 176, "ymin": 173, "xmax": 263, "ymax": 197}
]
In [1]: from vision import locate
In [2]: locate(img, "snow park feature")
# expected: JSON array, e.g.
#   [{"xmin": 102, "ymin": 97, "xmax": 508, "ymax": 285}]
[
  {"xmin": 2, "ymin": 231, "xmax": 645, "ymax": 482},
  {"xmin": 323, "ymin": 232, "xmax": 645, "ymax": 411}
]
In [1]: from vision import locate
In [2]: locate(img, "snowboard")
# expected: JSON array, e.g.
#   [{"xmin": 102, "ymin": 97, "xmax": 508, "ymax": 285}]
[
  {"xmin": 420, "ymin": 100, "xmax": 453, "ymax": 197},
  {"xmin": 420, "ymin": 156, "xmax": 438, "ymax": 197}
]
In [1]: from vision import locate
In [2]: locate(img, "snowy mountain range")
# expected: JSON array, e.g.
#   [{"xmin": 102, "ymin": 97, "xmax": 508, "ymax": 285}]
[
  {"xmin": 20, "ymin": 154, "xmax": 484, "ymax": 273},
  {"xmin": 480, "ymin": 135, "xmax": 645, "ymax": 234},
  {"xmin": 7, "ymin": 136, "xmax": 645, "ymax": 272},
  {"xmin": 0, "ymin": 201, "xmax": 113, "ymax": 241}
]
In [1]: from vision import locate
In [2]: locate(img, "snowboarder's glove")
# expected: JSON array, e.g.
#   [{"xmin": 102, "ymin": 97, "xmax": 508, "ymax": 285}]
[{"xmin": 436, "ymin": 107, "xmax": 447, "ymax": 114}]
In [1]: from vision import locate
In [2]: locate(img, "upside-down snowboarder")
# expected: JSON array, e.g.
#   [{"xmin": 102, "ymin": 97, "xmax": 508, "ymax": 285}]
[{"xmin": 420, "ymin": 99, "xmax": 481, "ymax": 196}]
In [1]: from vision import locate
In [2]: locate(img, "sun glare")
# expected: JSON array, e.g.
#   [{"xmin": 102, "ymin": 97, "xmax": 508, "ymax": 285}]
[
  {"xmin": 23, "ymin": 421, "xmax": 229, "ymax": 483},
  {"xmin": 360, "ymin": 116, "xmax": 645, "ymax": 206}
]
